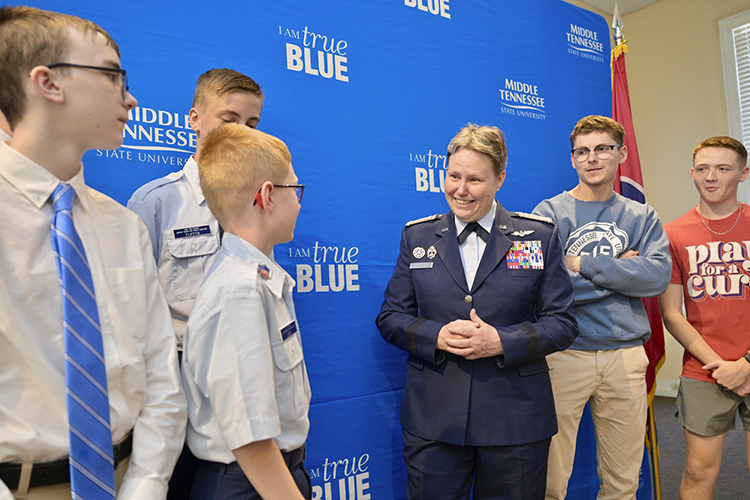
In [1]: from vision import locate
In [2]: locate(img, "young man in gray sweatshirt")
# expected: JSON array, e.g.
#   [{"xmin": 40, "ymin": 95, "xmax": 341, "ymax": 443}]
[{"xmin": 533, "ymin": 115, "xmax": 671, "ymax": 500}]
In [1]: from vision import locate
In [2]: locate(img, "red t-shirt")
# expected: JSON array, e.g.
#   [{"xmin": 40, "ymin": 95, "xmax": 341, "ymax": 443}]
[{"xmin": 665, "ymin": 204, "xmax": 750, "ymax": 382}]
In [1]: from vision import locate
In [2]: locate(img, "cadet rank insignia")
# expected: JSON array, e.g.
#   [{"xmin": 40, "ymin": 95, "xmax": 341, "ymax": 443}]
[
  {"xmin": 258, "ymin": 264, "xmax": 272, "ymax": 279},
  {"xmin": 506, "ymin": 240, "xmax": 544, "ymax": 270}
]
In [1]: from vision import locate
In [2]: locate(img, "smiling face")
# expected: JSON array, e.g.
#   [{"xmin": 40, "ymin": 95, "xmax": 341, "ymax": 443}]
[
  {"xmin": 61, "ymin": 28, "xmax": 137, "ymax": 151},
  {"xmin": 444, "ymin": 148, "xmax": 505, "ymax": 222},
  {"xmin": 190, "ymin": 91, "xmax": 263, "ymax": 152},
  {"xmin": 691, "ymin": 146, "xmax": 749, "ymax": 210},
  {"xmin": 570, "ymin": 131, "xmax": 627, "ymax": 199}
]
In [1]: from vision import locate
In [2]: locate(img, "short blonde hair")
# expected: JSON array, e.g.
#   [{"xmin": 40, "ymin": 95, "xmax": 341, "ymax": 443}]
[
  {"xmin": 693, "ymin": 136, "xmax": 748, "ymax": 167},
  {"xmin": 447, "ymin": 124, "xmax": 508, "ymax": 177},
  {"xmin": 570, "ymin": 115, "xmax": 625, "ymax": 147},
  {"xmin": 197, "ymin": 123, "xmax": 291, "ymax": 227},
  {"xmin": 0, "ymin": 6, "xmax": 119, "ymax": 129},
  {"xmin": 191, "ymin": 68, "xmax": 263, "ymax": 112}
]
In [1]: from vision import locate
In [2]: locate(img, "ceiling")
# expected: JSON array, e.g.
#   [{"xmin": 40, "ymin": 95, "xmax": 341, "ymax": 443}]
[{"xmin": 578, "ymin": 0, "xmax": 663, "ymax": 16}]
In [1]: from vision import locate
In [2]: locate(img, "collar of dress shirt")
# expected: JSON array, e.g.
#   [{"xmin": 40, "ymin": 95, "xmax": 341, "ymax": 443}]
[
  {"xmin": 221, "ymin": 233, "xmax": 293, "ymax": 299},
  {"xmin": 184, "ymin": 156, "xmax": 206, "ymax": 206},
  {"xmin": 454, "ymin": 199, "xmax": 496, "ymax": 240},
  {"xmin": 0, "ymin": 141, "xmax": 88, "ymax": 211}
]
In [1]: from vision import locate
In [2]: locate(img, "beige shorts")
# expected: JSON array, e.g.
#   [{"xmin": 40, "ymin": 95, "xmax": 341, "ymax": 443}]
[{"xmin": 676, "ymin": 376, "xmax": 750, "ymax": 436}]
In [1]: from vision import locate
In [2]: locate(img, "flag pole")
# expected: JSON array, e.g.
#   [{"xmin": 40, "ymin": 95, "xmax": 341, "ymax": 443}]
[
  {"xmin": 612, "ymin": 3, "xmax": 624, "ymax": 46},
  {"xmin": 611, "ymin": 5, "xmax": 662, "ymax": 499}
]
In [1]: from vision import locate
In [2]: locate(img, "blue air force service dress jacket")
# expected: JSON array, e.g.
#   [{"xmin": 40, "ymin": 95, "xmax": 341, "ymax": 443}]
[{"xmin": 376, "ymin": 203, "xmax": 578, "ymax": 447}]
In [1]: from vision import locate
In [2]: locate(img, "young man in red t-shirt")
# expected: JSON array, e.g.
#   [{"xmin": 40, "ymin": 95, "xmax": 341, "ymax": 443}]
[{"xmin": 660, "ymin": 136, "xmax": 750, "ymax": 500}]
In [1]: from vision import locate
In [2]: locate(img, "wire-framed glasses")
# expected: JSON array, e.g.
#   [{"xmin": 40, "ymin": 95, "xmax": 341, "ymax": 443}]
[{"xmin": 571, "ymin": 144, "xmax": 622, "ymax": 162}]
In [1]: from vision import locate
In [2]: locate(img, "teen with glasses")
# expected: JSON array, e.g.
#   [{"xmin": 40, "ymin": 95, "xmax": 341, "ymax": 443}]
[
  {"xmin": 183, "ymin": 124, "xmax": 311, "ymax": 500},
  {"xmin": 534, "ymin": 115, "xmax": 671, "ymax": 500},
  {"xmin": 0, "ymin": 6, "xmax": 185, "ymax": 499}
]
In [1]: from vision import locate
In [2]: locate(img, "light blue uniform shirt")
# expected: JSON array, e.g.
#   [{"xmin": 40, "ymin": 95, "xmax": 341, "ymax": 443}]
[
  {"xmin": 127, "ymin": 157, "xmax": 221, "ymax": 347},
  {"xmin": 182, "ymin": 234, "xmax": 311, "ymax": 463}
]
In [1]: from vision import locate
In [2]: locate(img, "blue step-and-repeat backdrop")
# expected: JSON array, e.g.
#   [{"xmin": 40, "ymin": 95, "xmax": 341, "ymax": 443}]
[{"xmin": 24, "ymin": 1, "xmax": 644, "ymax": 498}]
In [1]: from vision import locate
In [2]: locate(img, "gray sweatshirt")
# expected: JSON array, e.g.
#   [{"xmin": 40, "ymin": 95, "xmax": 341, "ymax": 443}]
[{"xmin": 534, "ymin": 191, "xmax": 671, "ymax": 350}]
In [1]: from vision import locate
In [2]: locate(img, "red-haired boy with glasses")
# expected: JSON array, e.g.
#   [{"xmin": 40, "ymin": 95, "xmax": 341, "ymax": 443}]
[{"xmin": 182, "ymin": 124, "xmax": 311, "ymax": 500}]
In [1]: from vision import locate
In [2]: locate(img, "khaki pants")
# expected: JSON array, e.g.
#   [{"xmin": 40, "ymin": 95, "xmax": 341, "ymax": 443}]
[
  {"xmin": 11, "ymin": 457, "xmax": 130, "ymax": 500},
  {"xmin": 545, "ymin": 346, "xmax": 648, "ymax": 500}
]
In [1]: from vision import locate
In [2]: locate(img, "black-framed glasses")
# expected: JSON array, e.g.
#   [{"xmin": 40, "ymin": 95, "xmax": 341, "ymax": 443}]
[
  {"xmin": 252, "ymin": 184, "xmax": 305, "ymax": 205},
  {"xmin": 571, "ymin": 144, "xmax": 622, "ymax": 162},
  {"xmin": 274, "ymin": 184, "xmax": 304, "ymax": 202},
  {"xmin": 47, "ymin": 63, "xmax": 129, "ymax": 100}
]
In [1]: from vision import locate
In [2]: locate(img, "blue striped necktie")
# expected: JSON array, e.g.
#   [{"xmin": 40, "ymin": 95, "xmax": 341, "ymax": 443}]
[{"xmin": 50, "ymin": 184, "xmax": 116, "ymax": 499}]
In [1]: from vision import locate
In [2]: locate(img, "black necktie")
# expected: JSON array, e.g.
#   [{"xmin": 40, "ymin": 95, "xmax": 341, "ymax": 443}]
[{"xmin": 457, "ymin": 221, "xmax": 489, "ymax": 244}]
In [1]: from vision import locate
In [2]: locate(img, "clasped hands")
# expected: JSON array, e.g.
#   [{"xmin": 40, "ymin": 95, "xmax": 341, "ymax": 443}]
[
  {"xmin": 436, "ymin": 308, "xmax": 503, "ymax": 360},
  {"xmin": 702, "ymin": 359, "xmax": 750, "ymax": 397}
]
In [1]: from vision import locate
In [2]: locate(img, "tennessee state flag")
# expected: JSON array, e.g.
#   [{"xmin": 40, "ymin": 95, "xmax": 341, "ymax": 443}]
[{"xmin": 612, "ymin": 42, "xmax": 665, "ymax": 402}]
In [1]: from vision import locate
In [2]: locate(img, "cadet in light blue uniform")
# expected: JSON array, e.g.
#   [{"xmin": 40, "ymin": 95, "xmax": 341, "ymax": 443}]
[
  {"xmin": 127, "ymin": 68, "xmax": 263, "ymax": 349},
  {"xmin": 128, "ymin": 156, "xmax": 220, "ymax": 347},
  {"xmin": 184, "ymin": 233, "xmax": 311, "ymax": 499},
  {"xmin": 127, "ymin": 69, "xmax": 264, "ymax": 500},
  {"xmin": 183, "ymin": 124, "xmax": 311, "ymax": 500}
]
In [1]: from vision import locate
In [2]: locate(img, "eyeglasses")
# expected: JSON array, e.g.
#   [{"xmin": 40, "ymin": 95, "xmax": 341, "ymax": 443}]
[
  {"xmin": 252, "ymin": 184, "xmax": 305, "ymax": 205},
  {"xmin": 47, "ymin": 62, "xmax": 129, "ymax": 100},
  {"xmin": 274, "ymin": 184, "xmax": 305, "ymax": 202},
  {"xmin": 571, "ymin": 144, "xmax": 622, "ymax": 162}
]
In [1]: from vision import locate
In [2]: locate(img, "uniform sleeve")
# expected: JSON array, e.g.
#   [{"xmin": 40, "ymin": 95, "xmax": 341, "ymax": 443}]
[
  {"xmin": 577, "ymin": 206, "xmax": 671, "ymax": 298},
  {"xmin": 127, "ymin": 190, "xmax": 161, "ymax": 264},
  {"xmin": 116, "ymin": 224, "xmax": 186, "ymax": 500},
  {"xmin": 494, "ymin": 223, "xmax": 579, "ymax": 366},
  {"xmin": 376, "ymin": 227, "xmax": 446, "ymax": 364}
]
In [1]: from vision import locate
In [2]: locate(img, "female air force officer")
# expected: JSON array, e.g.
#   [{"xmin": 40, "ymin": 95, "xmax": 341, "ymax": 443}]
[{"xmin": 376, "ymin": 124, "xmax": 578, "ymax": 500}]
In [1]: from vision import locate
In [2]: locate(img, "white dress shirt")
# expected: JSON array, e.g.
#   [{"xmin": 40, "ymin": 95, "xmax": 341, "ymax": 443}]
[
  {"xmin": 0, "ymin": 143, "xmax": 186, "ymax": 500},
  {"xmin": 182, "ymin": 234, "xmax": 311, "ymax": 463},
  {"xmin": 455, "ymin": 201, "xmax": 496, "ymax": 289}
]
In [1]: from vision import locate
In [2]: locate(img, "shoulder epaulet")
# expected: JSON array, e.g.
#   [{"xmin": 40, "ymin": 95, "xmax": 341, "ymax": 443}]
[
  {"xmin": 130, "ymin": 171, "xmax": 184, "ymax": 199},
  {"xmin": 512, "ymin": 212, "xmax": 554, "ymax": 224},
  {"xmin": 405, "ymin": 213, "xmax": 442, "ymax": 227}
]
